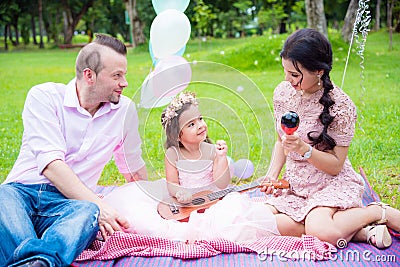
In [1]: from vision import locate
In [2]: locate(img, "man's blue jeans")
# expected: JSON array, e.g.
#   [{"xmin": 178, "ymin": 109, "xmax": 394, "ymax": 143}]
[{"xmin": 0, "ymin": 183, "xmax": 100, "ymax": 267}]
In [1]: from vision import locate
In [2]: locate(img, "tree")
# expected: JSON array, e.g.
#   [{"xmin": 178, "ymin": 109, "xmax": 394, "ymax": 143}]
[
  {"xmin": 61, "ymin": 0, "xmax": 94, "ymax": 44},
  {"xmin": 81, "ymin": 0, "xmax": 126, "ymax": 41},
  {"xmin": 375, "ymin": 0, "xmax": 381, "ymax": 31},
  {"xmin": 42, "ymin": 1, "xmax": 64, "ymax": 45},
  {"xmin": 38, "ymin": 0, "xmax": 44, "ymax": 48},
  {"xmin": 388, "ymin": 0, "xmax": 394, "ymax": 50},
  {"xmin": 341, "ymin": 0, "xmax": 358, "ymax": 42},
  {"xmin": 125, "ymin": 0, "xmax": 145, "ymax": 47},
  {"xmin": 257, "ymin": 0, "xmax": 302, "ymax": 34},
  {"xmin": 30, "ymin": 8, "xmax": 38, "ymax": 45},
  {"xmin": 324, "ymin": 0, "xmax": 348, "ymax": 30},
  {"xmin": 193, "ymin": 0, "xmax": 216, "ymax": 38},
  {"xmin": 257, "ymin": 3, "xmax": 287, "ymax": 34},
  {"xmin": 233, "ymin": 0, "xmax": 253, "ymax": 37},
  {"xmin": 0, "ymin": 1, "xmax": 19, "ymax": 50},
  {"xmin": 304, "ymin": 0, "xmax": 327, "ymax": 36}
]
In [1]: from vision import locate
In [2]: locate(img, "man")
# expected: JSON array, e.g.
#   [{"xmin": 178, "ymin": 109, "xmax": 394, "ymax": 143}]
[{"xmin": 0, "ymin": 34, "xmax": 147, "ymax": 267}]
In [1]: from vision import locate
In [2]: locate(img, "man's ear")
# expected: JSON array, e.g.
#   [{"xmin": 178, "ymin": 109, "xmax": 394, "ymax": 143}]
[{"xmin": 83, "ymin": 68, "xmax": 95, "ymax": 84}]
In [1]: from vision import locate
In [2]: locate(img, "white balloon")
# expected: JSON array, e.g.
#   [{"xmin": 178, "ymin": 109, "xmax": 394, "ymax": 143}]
[
  {"xmin": 139, "ymin": 72, "xmax": 175, "ymax": 109},
  {"xmin": 233, "ymin": 159, "xmax": 254, "ymax": 179},
  {"xmin": 152, "ymin": 55, "xmax": 192, "ymax": 98},
  {"xmin": 150, "ymin": 9, "xmax": 191, "ymax": 59}
]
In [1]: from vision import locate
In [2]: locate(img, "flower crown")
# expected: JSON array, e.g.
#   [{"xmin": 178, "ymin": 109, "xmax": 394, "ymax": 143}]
[{"xmin": 162, "ymin": 91, "xmax": 198, "ymax": 127}]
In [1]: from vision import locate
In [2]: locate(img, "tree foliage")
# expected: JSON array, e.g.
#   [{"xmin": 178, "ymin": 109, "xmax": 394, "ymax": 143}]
[{"xmin": 0, "ymin": 0, "xmax": 398, "ymax": 50}]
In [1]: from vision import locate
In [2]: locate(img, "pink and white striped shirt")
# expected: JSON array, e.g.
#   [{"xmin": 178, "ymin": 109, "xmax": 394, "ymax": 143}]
[{"xmin": 4, "ymin": 79, "xmax": 145, "ymax": 190}]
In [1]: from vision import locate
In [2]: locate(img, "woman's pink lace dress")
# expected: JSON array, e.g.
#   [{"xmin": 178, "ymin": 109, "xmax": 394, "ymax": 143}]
[{"xmin": 265, "ymin": 81, "xmax": 365, "ymax": 222}]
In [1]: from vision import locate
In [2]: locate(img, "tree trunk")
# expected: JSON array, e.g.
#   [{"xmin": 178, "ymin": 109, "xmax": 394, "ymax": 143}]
[
  {"xmin": 4, "ymin": 24, "xmax": 8, "ymax": 50},
  {"xmin": 375, "ymin": 0, "xmax": 381, "ymax": 31},
  {"xmin": 38, "ymin": 0, "xmax": 45, "ymax": 49},
  {"xmin": 279, "ymin": 21, "xmax": 286, "ymax": 34},
  {"xmin": 388, "ymin": 0, "xmax": 394, "ymax": 51},
  {"xmin": 132, "ymin": 0, "xmax": 145, "ymax": 45},
  {"xmin": 341, "ymin": 0, "xmax": 358, "ymax": 42},
  {"xmin": 9, "ymin": 23, "xmax": 18, "ymax": 46},
  {"xmin": 31, "ymin": 14, "xmax": 38, "ymax": 45},
  {"xmin": 305, "ymin": 0, "xmax": 327, "ymax": 37},
  {"xmin": 125, "ymin": 0, "xmax": 134, "ymax": 46},
  {"xmin": 12, "ymin": 22, "xmax": 20, "ymax": 46},
  {"xmin": 61, "ymin": 0, "xmax": 94, "ymax": 44},
  {"xmin": 125, "ymin": 0, "xmax": 145, "ymax": 47}
]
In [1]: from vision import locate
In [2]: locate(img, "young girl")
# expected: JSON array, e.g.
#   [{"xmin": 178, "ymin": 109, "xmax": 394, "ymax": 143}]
[
  {"xmin": 161, "ymin": 91, "xmax": 231, "ymax": 203},
  {"xmin": 103, "ymin": 91, "xmax": 279, "ymax": 242},
  {"xmin": 260, "ymin": 28, "xmax": 400, "ymax": 249}
]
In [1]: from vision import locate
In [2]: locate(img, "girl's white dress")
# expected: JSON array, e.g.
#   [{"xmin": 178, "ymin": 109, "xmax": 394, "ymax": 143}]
[{"xmin": 103, "ymin": 157, "xmax": 279, "ymax": 243}]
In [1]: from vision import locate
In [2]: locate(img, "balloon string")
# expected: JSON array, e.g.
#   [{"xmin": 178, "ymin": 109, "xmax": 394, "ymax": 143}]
[
  {"xmin": 341, "ymin": 0, "xmax": 371, "ymax": 134},
  {"xmin": 356, "ymin": 0, "xmax": 371, "ymax": 134},
  {"xmin": 341, "ymin": 32, "xmax": 355, "ymax": 90}
]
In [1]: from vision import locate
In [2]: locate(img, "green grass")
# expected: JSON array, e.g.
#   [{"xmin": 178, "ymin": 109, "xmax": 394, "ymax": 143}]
[{"xmin": 0, "ymin": 30, "xmax": 399, "ymax": 208}]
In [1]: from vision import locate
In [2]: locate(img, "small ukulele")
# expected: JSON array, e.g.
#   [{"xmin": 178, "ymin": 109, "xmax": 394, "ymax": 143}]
[{"xmin": 157, "ymin": 179, "xmax": 289, "ymax": 221}]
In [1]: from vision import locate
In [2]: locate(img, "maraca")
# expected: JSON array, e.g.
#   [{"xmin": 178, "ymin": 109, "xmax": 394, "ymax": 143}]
[{"xmin": 281, "ymin": 111, "xmax": 300, "ymax": 155}]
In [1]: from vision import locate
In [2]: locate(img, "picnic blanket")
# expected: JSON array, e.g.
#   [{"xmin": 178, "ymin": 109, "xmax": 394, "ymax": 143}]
[
  {"xmin": 76, "ymin": 232, "xmax": 334, "ymax": 261},
  {"xmin": 73, "ymin": 169, "xmax": 400, "ymax": 266}
]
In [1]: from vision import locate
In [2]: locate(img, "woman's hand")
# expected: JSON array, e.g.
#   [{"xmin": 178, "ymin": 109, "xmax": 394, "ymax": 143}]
[
  {"xmin": 281, "ymin": 132, "xmax": 309, "ymax": 156},
  {"xmin": 215, "ymin": 140, "xmax": 228, "ymax": 157},
  {"xmin": 260, "ymin": 177, "xmax": 277, "ymax": 195},
  {"xmin": 260, "ymin": 177, "xmax": 285, "ymax": 197}
]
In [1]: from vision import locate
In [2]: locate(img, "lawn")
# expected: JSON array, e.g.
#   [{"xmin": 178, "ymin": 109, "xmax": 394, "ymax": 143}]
[{"xmin": 0, "ymin": 30, "xmax": 399, "ymax": 208}]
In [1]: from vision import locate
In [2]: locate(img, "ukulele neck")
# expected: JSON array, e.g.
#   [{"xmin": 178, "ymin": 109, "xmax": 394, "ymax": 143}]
[{"xmin": 204, "ymin": 181, "xmax": 261, "ymax": 201}]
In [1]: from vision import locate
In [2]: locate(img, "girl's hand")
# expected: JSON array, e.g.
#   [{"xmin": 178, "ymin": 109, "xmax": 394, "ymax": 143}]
[
  {"xmin": 215, "ymin": 140, "xmax": 228, "ymax": 157},
  {"xmin": 175, "ymin": 189, "xmax": 192, "ymax": 203}
]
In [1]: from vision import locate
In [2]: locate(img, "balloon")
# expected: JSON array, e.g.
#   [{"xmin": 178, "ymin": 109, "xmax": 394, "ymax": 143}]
[
  {"xmin": 227, "ymin": 156, "xmax": 235, "ymax": 178},
  {"xmin": 233, "ymin": 159, "xmax": 254, "ymax": 179},
  {"xmin": 152, "ymin": 55, "xmax": 192, "ymax": 98},
  {"xmin": 150, "ymin": 9, "xmax": 191, "ymax": 59},
  {"xmin": 149, "ymin": 41, "xmax": 186, "ymax": 66},
  {"xmin": 149, "ymin": 41, "xmax": 159, "ymax": 66},
  {"xmin": 139, "ymin": 72, "xmax": 175, "ymax": 109},
  {"xmin": 152, "ymin": 0, "xmax": 190, "ymax": 14}
]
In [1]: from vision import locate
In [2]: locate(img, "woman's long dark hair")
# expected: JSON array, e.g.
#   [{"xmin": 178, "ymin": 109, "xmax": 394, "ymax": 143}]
[{"xmin": 280, "ymin": 28, "xmax": 336, "ymax": 150}]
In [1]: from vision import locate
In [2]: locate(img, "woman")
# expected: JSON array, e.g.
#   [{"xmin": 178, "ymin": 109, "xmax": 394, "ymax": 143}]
[{"xmin": 261, "ymin": 28, "xmax": 400, "ymax": 249}]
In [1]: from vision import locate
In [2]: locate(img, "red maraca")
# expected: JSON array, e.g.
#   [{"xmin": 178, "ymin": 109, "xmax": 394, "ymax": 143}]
[{"xmin": 281, "ymin": 111, "xmax": 300, "ymax": 155}]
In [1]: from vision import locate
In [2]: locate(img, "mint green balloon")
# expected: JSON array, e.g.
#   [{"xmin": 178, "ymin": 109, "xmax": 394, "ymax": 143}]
[{"xmin": 152, "ymin": 0, "xmax": 190, "ymax": 14}]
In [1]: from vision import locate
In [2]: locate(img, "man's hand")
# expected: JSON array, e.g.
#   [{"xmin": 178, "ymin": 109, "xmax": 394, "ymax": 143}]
[{"xmin": 98, "ymin": 202, "xmax": 130, "ymax": 240}]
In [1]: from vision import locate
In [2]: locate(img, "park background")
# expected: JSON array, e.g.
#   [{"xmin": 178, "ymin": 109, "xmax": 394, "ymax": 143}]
[{"xmin": 0, "ymin": 0, "xmax": 399, "ymax": 208}]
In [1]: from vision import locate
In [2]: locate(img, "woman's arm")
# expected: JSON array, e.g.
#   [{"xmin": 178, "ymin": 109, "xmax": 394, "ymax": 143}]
[
  {"xmin": 283, "ymin": 133, "xmax": 348, "ymax": 176},
  {"xmin": 260, "ymin": 136, "xmax": 286, "ymax": 193},
  {"xmin": 265, "ymin": 135, "xmax": 287, "ymax": 179}
]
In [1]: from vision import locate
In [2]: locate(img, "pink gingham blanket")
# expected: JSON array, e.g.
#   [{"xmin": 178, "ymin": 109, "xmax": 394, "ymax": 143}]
[{"xmin": 77, "ymin": 231, "xmax": 335, "ymax": 261}]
